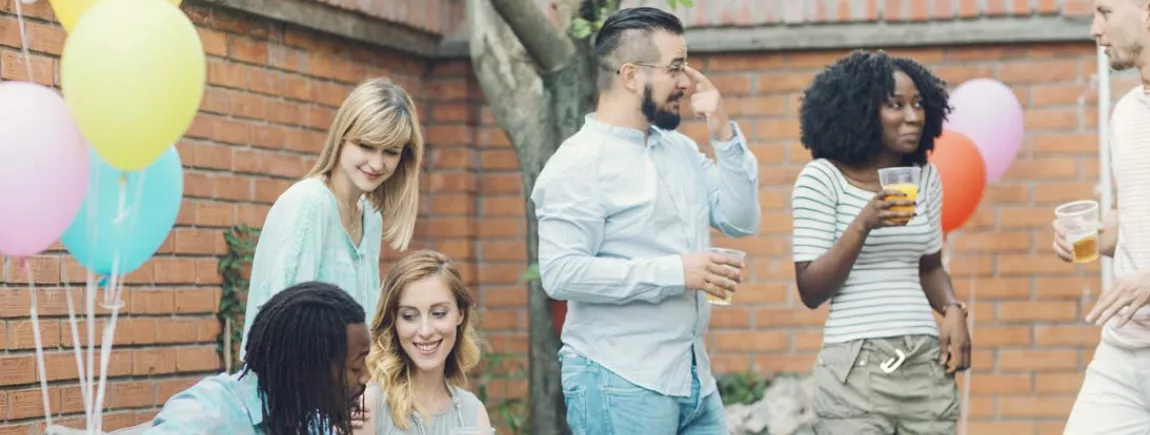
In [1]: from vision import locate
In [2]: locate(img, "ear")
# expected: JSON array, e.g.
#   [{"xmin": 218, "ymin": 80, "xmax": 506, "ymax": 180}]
[{"xmin": 618, "ymin": 63, "xmax": 643, "ymax": 92}]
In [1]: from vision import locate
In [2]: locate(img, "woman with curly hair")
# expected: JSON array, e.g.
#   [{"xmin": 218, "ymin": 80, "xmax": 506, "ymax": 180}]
[
  {"xmin": 354, "ymin": 250, "xmax": 490, "ymax": 434},
  {"xmin": 790, "ymin": 50, "xmax": 972, "ymax": 435}
]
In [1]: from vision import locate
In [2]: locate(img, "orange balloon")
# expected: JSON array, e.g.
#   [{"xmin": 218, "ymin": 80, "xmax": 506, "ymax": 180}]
[{"xmin": 928, "ymin": 129, "xmax": 987, "ymax": 233}]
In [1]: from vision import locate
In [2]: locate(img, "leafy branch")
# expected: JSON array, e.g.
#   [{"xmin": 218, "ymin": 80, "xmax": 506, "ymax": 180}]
[
  {"xmin": 216, "ymin": 224, "xmax": 260, "ymax": 373},
  {"xmin": 474, "ymin": 352, "xmax": 529, "ymax": 434},
  {"xmin": 569, "ymin": 0, "xmax": 695, "ymax": 39}
]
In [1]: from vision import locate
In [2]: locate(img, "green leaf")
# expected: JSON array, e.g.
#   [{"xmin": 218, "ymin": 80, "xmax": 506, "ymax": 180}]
[
  {"xmin": 570, "ymin": 17, "xmax": 592, "ymax": 39},
  {"xmin": 520, "ymin": 264, "xmax": 541, "ymax": 282}
]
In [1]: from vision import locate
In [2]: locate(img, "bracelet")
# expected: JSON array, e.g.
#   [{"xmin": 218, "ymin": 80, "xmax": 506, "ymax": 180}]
[{"xmin": 946, "ymin": 301, "xmax": 968, "ymax": 317}]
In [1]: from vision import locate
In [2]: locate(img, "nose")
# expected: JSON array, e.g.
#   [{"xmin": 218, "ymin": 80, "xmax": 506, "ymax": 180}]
[
  {"xmin": 417, "ymin": 318, "xmax": 434, "ymax": 337},
  {"xmin": 367, "ymin": 151, "xmax": 387, "ymax": 172},
  {"xmin": 1090, "ymin": 16, "xmax": 1103, "ymax": 40},
  {"xmin": 903, "ymin": 105, "xmax": 922, "ymax": 124},
  {"xmin": 357, "ymin": 369, "xmax": 370, "ymax": 387}
]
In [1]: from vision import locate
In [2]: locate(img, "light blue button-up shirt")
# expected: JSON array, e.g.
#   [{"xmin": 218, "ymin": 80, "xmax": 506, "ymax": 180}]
[
  {"xmin": 144, "ymin": 371, "xmax": 268, "ymax": 434},
  {"xmin": 240, "ymin": 178, "xmax": 382, "ymax": 358},
  {"xmin": 531, "ymin": 114, "xmax": 761, "ymax": 398}
]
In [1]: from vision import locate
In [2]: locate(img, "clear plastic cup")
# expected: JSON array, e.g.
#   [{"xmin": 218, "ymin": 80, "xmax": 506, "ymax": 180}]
[
  {"xmin": 706, "ymin": 247, "xmax": 745, "ymax": 305},
  {"xmin": 1055, "ymin": 200, "xmax": 1100, "ymax": 263},
  {"xmin": 877, "ymin": 167, "xmax": 922, "ymax": 225}
]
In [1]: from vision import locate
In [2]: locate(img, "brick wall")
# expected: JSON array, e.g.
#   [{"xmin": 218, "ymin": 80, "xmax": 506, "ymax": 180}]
[
  {"xmin": 0, "ymin": 1, "xmax": 434, "ymax": 433},
  {"xmin": 0, "ymin": 0, "xmax": 1125, "ymax": 434}
]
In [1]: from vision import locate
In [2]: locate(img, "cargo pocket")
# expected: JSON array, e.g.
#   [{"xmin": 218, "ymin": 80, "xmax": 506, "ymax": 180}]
[
  {"xmin": 812, "ymin": 340, "xmax": 870, "ymax": 419},
  {"xmin": 926, "ymin": 345, "xmax": 960, "ymax": 421}
]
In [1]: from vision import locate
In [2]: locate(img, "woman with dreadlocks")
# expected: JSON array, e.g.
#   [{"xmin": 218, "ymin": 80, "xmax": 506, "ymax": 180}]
[
  {"xmin": 790, "ymin": 50, "xmax": 971, "ymax": 435},
  {"xmin": 144, "ymin": 281, "xmax": 371, "ymax": 434},
  {"xmin": 354, "ymin": 250, "xmax": 490, "ymax": 434}
]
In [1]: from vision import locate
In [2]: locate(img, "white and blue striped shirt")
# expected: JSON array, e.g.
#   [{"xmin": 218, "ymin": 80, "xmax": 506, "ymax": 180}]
[{"xmin": 791, "ymin": 158, "xmax": 943, "ymax": 344}]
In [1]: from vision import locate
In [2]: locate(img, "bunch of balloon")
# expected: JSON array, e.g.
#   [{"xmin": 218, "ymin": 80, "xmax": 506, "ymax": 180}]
[
  {"xmin": 0, "ymin": 0, "xmax": 205, "ymax": 431},
  {"xmin": 928, "ymin": 78, "xmax": 1025, "ymax": 235}
]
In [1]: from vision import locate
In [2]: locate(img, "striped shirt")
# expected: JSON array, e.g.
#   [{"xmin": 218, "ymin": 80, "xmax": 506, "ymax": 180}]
[
  {"xmin": 1102, "ymin": 86, "xmax": 1150, "ymax": 349},
  {"xmin": 791, "ymin": 159, "xmax": 943, "ymax": 344}
]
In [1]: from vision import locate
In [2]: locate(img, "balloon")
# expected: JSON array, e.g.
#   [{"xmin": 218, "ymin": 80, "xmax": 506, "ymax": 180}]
[
  {"xmin": 50, "ymin": 0, "xmax": 184, "ymax": 33},
  {"xmin": 61, "ymin": 146, "xmax": 184, "ymax": 276},
  {"xmin": 929, "ymin": 129, "xmax": 987, "ymax": 233},
  {"xmin": 0, "ymin": 82, "xmax": 90, "ymax": 258},
  {"xmin": 60, "ymin": 0, "xmax": 205, "ymax": 172},
  {"xmin": 945, "ymin": 78, "xmax": 1024, "ymax": 183}
]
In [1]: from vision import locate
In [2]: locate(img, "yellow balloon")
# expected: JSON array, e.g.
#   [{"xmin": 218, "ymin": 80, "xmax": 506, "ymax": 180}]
[
  {"xmin": 51, "ymin": 0, "xmax": 184, "ymax": 33},
  {"xmin": 61, "ymin": 0, "xmax": 204, "ymax": 172}
]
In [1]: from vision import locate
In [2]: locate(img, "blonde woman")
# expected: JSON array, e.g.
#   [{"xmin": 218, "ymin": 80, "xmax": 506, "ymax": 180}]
[
  {"xmin": 356, "ymin": 250, "xmax": 490, "ymax": 434},
  {"xmin": 240, "ymin": 77, "xmax": 424, "ymax": 355}
]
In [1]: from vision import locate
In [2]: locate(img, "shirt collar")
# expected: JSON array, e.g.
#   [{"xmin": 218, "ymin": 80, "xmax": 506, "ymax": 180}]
[
  {"xmin": 583, "ymin": 113, "xmax": 666, "ymax": 147},
  {"xmin": 234, "ymin": 371, "xmax": 267, "ymax": 427}
]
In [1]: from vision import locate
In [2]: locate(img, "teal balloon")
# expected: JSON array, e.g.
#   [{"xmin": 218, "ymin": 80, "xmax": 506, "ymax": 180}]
[{"xmin": 61, "ymin": 145, "xmax": 183, "ymax": 276}]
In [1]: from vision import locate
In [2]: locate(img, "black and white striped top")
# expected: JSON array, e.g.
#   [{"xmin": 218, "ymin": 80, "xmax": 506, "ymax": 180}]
[{"xmin": 791, "ymin": 158, "xmax": 943, "ymax": 344}]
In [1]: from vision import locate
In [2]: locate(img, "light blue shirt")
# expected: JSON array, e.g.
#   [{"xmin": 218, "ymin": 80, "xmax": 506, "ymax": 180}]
[
  {"xmin": 240, "ymin": 177, "xmax": 382, "ymax": 356},
  {"xmin": 144, "ymin": 372, "xmax": 268, "ymax": 434},
  {"xmin": 531, "ymin": 114, "xmax": 761, "ymax": 397}
]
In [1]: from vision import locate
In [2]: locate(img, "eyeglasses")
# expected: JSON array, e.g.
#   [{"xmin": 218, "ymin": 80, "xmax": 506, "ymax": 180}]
[{"xmin": 616, "ymin": 61, "xmax": 688, "ymax": 77}]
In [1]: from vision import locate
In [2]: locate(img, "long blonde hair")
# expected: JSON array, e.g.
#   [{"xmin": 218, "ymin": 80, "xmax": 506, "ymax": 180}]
[
  {"xmin": 305, "ymin": 77, "xmax": 423, "ymax": 251},
  {"xmin": 366, "ymin": 250, "xmax": 483, "ymax": 429}
]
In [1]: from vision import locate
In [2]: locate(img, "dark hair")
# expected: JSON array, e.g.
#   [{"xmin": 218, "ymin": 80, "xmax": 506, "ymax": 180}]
[
  {"xmin": 242, "ymin": 281, "xmax": 365, "ymax": 435},
  {"xmin": 592, "ymin": 6, "xmax": 685, "ymax": 90},
  {"xmin": 798, "ymin": 50, "xmax": 950, "ymax": 166}
]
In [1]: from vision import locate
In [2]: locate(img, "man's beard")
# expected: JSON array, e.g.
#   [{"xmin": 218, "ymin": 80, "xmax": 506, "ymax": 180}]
[
  {"xmin": 1109, "ymin": 44, "xmax": 1142, "ymax": 71},
  {"xmin": 642, "ymin": 84, "xmax": 683, "ymax": 130}
]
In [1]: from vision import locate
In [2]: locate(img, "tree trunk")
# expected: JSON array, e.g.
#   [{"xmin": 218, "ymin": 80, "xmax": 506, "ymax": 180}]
[{"xmin": 468, "ymin": 1, "xmax": 597, "ymax": 433}]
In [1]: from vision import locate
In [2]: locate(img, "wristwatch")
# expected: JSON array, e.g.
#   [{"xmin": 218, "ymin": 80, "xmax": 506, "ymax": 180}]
[{"xmin": 947, "ymin": 301, "xmax": 969, "ymax": 317}]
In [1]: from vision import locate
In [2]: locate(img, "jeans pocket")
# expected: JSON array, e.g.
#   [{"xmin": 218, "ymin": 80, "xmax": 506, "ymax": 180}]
[
  {"xmin": 563, "ymin": 388, "xmax": 589, "ymax": 434},
  {"xmin": 812, "ymin": 341, "xmax": 869, "ymax": 419}
]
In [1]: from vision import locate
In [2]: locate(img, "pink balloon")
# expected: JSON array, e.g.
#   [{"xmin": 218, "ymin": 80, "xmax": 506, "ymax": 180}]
[
  {"xmin": 0, "ymin": 81, "xmax": 90, "ymax": 258},
  {"xmin": 944, "ymin": 78, "xmax": 1024, "ymax": 183}
]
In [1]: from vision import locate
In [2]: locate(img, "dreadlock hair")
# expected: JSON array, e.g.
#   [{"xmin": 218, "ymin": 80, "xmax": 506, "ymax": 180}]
[
  {"xmin": 592, "ymin": 6, "xmax": 685, "ymax": 91},
  {"xmin": 242, "ymin": 281, "xmax": 365, "ymax": 435},
  {"xmin": 366, "ymin": 250, "xmax": 483, "ymax": 430},
  {"xmin": 798, "ymin": 50, "xmax": 951, "ymax": 167}
]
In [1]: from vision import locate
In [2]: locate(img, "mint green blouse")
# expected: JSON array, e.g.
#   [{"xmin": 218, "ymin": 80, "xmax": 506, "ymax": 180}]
[{"xmin": 239, "ymin": 178, "xmax": 383, "ymax": 356}]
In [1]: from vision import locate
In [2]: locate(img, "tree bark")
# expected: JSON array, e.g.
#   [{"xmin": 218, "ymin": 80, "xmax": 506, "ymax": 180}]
[
  {"xmin": 466, "ymin": 1, "xmax": 566, "ymax": 434},
  {"xmin": 468, "ymin": 1, "xmax": 598, "ymax": 434},
  {"xmin": 488, "ymin": 0, "xmax": 575, "ymax": 73}
]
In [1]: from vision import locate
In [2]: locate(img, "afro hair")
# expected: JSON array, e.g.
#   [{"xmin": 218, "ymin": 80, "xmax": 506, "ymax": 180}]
[{"xmin": 798, "ymin": 50, "xmax": 951, "ymax": 166}]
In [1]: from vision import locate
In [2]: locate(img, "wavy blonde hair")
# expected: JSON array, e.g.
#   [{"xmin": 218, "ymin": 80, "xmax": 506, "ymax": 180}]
[
  {"xmin": 366, "ymin": 250, "xmax": 483, "ymax": 429},
  {"xmin": 305, "ymin": 77, "xmax": 423, "ymax": 251}
]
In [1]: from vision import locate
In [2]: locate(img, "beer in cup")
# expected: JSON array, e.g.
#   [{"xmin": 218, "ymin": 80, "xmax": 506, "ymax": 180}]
[
  {"xmin": 1055, "ymin": 200, "xmax": 1100, "ymax": 263},
  {"xmin": 706, "ymin": 247, "xmax": 745, "ymax": 305}
]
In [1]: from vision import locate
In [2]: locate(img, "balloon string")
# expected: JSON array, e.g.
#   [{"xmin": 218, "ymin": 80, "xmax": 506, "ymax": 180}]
[
  {"xmin": 24, "ymin": 259, "xmax": 54, "ymax": 426},
  {"xmin": 11, "ymin": 0, "xmax": 36, "ymax": 82},
  {"xmin": 84, "ymin": 271, "xmax": 97, "ymax": 434},
  {"xmin": 105, "ymin": 178, "xmax": 128, "ymax": 309},
  {"xmin": 92, "ymin": 284, "xmax": 119, "ymax": 434},
  {"xmin": 62, "ymin": 279, "xmax": 92, "ymax": 428}
]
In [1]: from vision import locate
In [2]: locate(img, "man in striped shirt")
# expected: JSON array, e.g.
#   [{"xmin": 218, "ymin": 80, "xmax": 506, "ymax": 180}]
[{"xmin": 1056, "ymin": 1, "xmax": 1150, "ymax": 433}]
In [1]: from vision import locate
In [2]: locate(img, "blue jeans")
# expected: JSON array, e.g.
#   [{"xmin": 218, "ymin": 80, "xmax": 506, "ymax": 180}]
[{"xmin": 559, "ymin": 350, "xmax": 727, "ymax": 435}]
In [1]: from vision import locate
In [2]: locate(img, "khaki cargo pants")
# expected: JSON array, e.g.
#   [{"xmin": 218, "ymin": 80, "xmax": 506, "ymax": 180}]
[{"xmin": 812, "ymin": 334, "xmax": 960, "ymax": 435}]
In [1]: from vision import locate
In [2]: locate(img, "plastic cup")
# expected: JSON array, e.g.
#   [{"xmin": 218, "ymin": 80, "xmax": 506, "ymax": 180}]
[
  {"xmin": 450, "ymin": 428, "xmax": 496, "ymax": 435},
  {"xmin": 706, "ymin": 247, "xmax": 745, "ymax": 305},
  {"xmin": 1055, "ymin": 200, "xmax": 1100, "ymax": 263},
  {"xmin": 878, "ymin": 167, "xmax": 922, "ymax": 225}
]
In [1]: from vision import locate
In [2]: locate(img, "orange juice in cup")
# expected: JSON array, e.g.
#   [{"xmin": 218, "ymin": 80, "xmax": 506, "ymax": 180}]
[{"xmin": 878, "ymin": 167, "xmax": 922, "ymax": 225}]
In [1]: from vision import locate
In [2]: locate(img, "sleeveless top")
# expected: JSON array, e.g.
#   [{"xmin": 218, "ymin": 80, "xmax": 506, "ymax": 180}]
[{"xmin": 368, "ymin": 384, "xmax": 483, "ymax": 434}]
